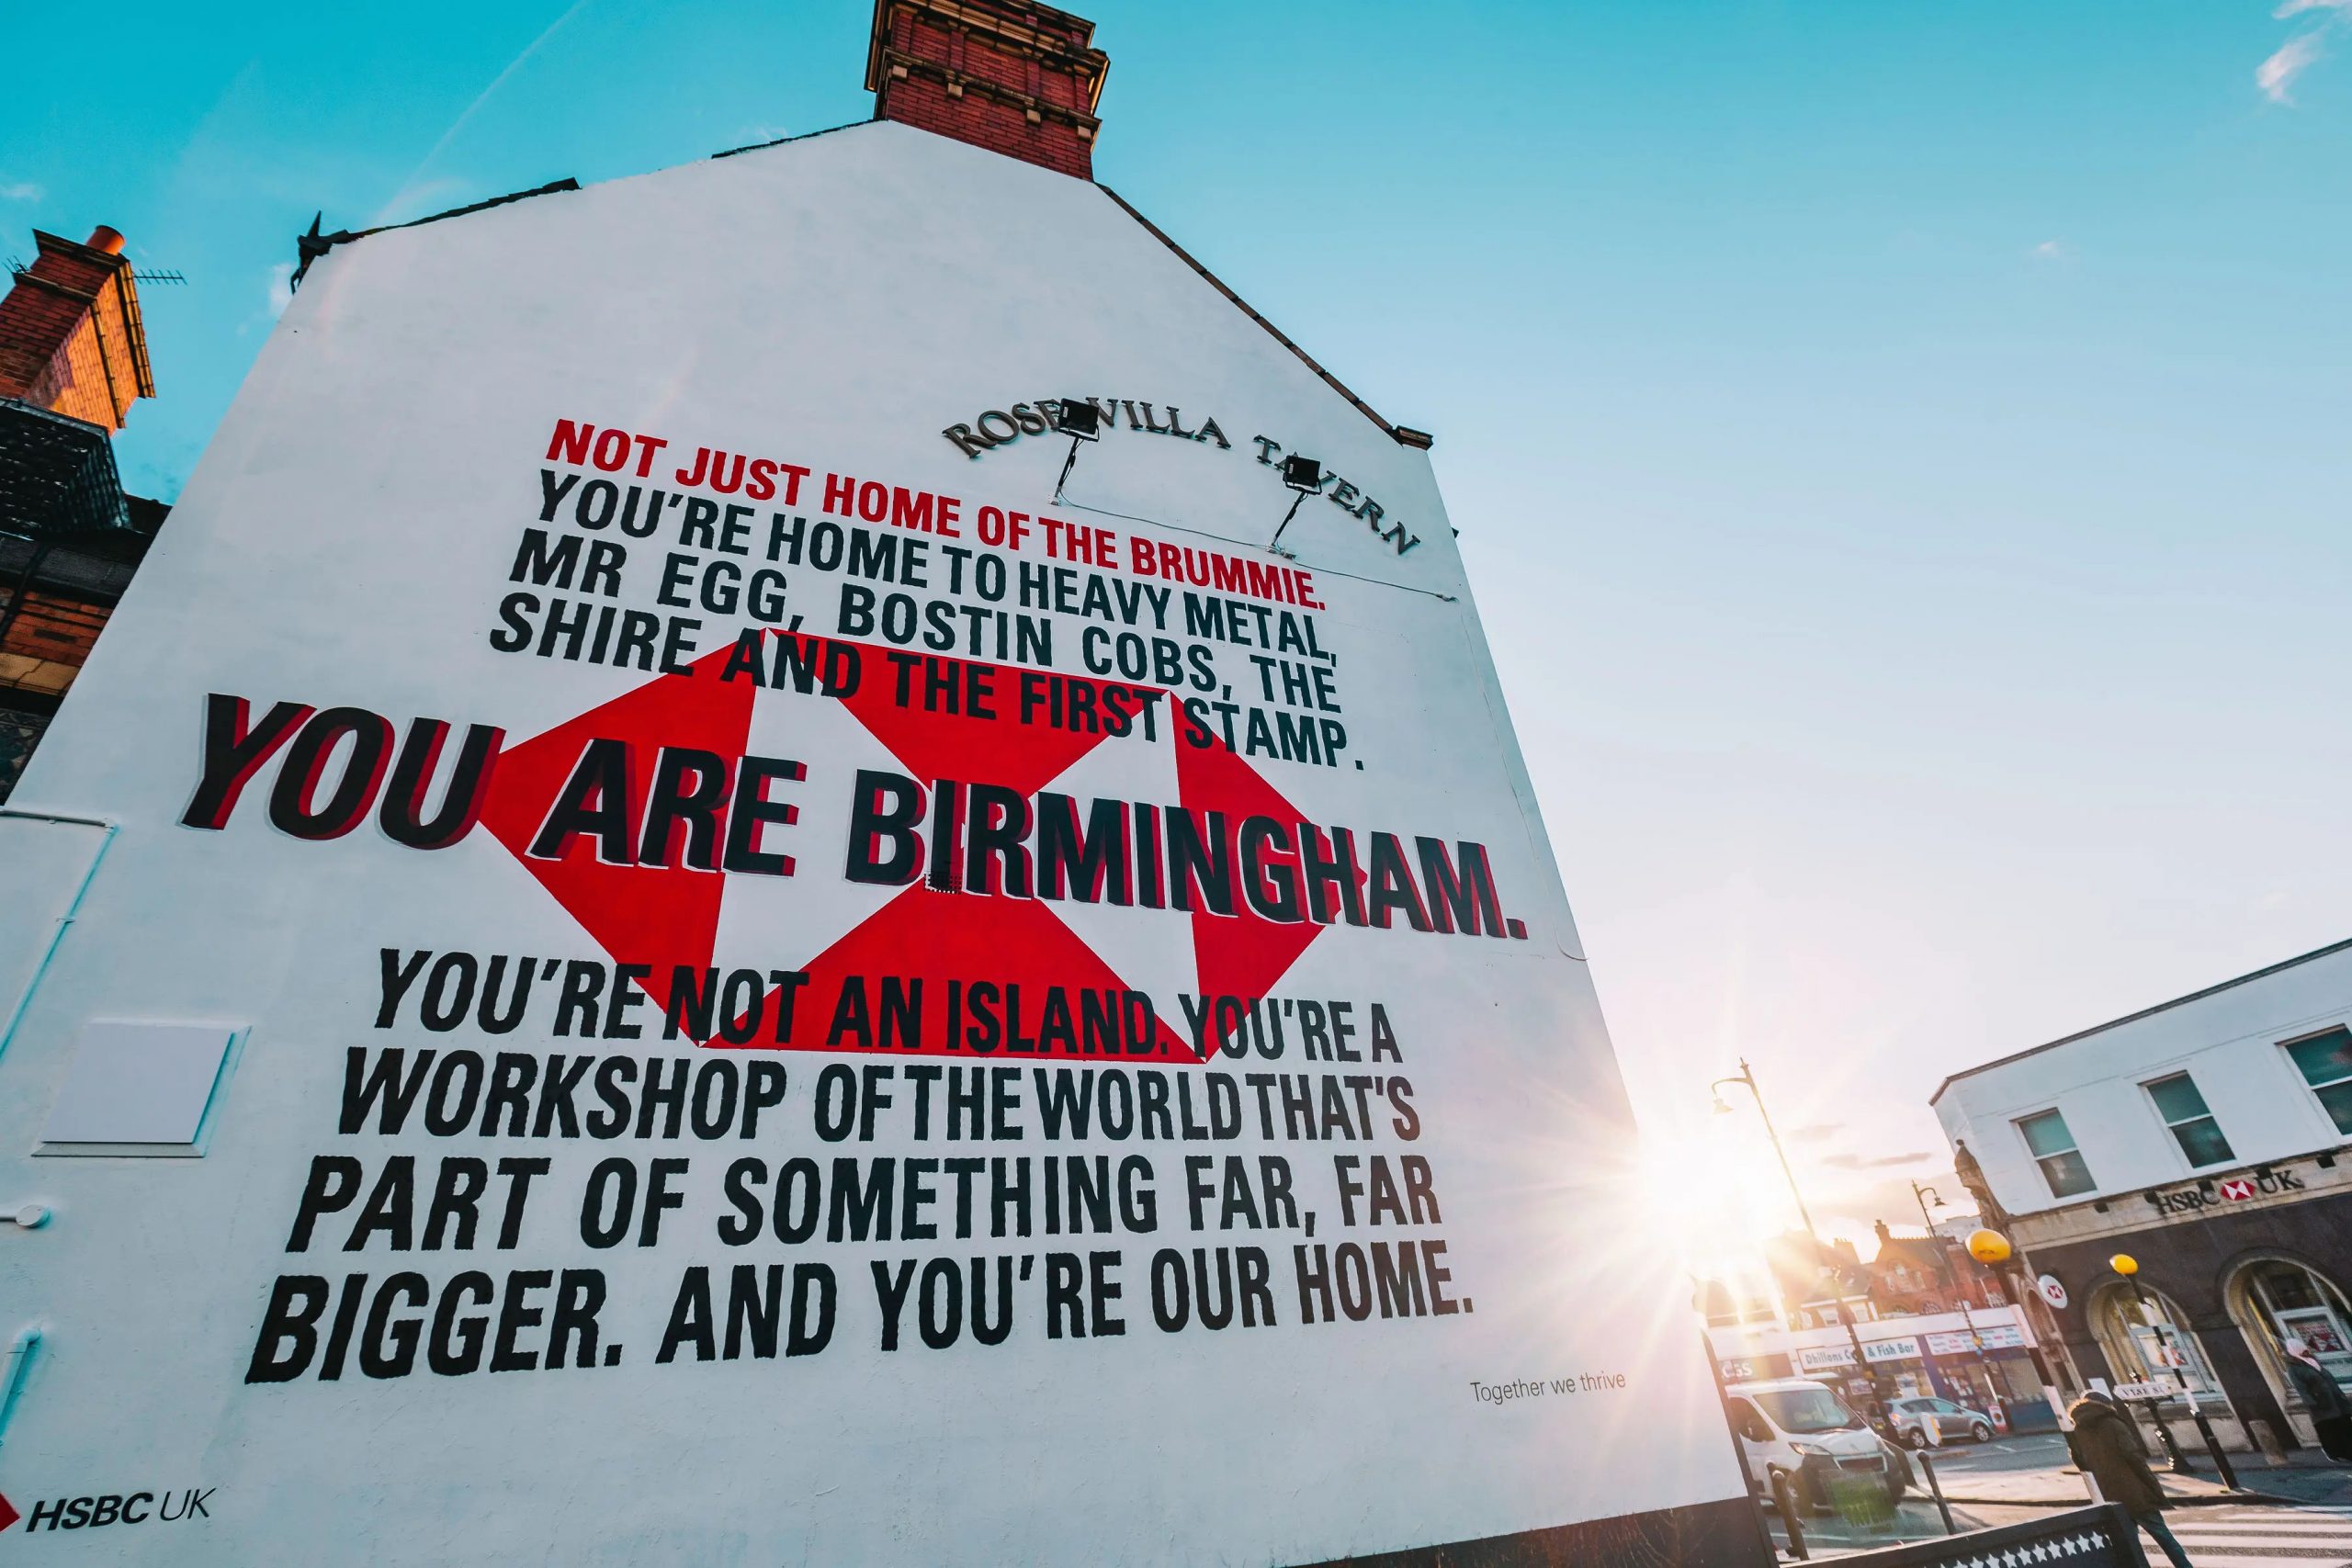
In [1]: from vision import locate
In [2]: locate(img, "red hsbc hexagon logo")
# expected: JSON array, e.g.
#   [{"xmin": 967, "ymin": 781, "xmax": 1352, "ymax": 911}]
[{"xmin": 2218, "ymin": 1177, "xmax": 2257, "ymax": 1202}]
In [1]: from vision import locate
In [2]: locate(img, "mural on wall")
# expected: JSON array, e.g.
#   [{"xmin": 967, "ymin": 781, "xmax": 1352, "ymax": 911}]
[{"xmin": 0, "ymin": 123, "xmax": 1755, "ymax": 1566}]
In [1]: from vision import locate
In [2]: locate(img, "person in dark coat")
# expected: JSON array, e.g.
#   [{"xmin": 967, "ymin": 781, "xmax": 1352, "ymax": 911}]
[
  {"xmin": 2067, "ymin": 1392, "xmax": 2191, "ymax": 1567},
  {"xmin": 2283, "ymin": 1338, "xmax": 2352, "ymax": 1462}
]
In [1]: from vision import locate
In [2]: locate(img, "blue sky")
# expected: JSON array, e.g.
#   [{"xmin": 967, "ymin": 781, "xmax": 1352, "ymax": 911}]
[{"xmin": 7, "ymin": 1, "xmax": 2348, "ymax": 1251}]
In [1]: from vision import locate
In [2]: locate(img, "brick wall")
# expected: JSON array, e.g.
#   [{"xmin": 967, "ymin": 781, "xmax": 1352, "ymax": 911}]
[
  {"xmin": 867, "ymin": 0, "xmax": 1107, "ymax": 179},
  {"xmin": 0, "ymin": 229, "xmax": 151, "ymax": 430}
]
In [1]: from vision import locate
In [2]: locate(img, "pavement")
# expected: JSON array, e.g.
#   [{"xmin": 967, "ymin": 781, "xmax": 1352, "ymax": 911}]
[
  {"xmin": 1761, "ymin": 1432, "xmax": 2352, "ymax": 1562},
  {"xmin": 1912, "ymin": 1429, "xmax": 2352, "ymax": 1509}
]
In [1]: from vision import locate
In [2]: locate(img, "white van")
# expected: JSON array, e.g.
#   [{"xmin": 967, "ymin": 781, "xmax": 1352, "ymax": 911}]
[{"xmin": 1724, "ymin": 1378, "xmax": 1909, "ymax": 1510}]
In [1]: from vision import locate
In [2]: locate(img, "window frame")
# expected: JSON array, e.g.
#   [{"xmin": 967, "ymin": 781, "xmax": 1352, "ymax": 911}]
[
  {"xmin": 2280, "ymin": 1026, "xmax": 2352, "ymax": 1138},
  {"xmin": 1726, "ymin": 1395, "xmax": 1773, "ymax": 1444},
  {"xmin": 2141, "ymin": 1071, "xmax": 2236, "ymax": 1170},
  {"xmin": 2015, "ymin": 1106, "xmax": 2097, "ymax": 1199}
]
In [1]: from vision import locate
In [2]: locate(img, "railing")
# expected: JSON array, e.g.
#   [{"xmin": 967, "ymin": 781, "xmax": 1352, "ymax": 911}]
[{"xmin": 1806, "ymin": 1503, "xmax": 2149, "ymax": 1567}]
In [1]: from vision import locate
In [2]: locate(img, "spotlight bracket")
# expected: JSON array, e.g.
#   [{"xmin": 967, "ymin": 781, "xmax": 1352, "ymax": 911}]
[
  {"xmin": 1052, "ymin": 399, "xmax": 1101, "ymax": 499},
  {"xmin": 1270, "ymin": 452, "xmax": 1325, "ymax": 554}
]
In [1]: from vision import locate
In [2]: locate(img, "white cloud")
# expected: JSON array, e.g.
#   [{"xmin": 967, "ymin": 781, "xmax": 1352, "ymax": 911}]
[
  {"xmin": 2260, "ymin": 0, "xmax": 2352, "ymax": 105},
  {"xmin": 2030, "ymin": 239, "xmax": 2071, "ymax": 261},
  {"xmin": 0, "ymin": 181, "xmax": 42, "ymax": 202},
  {"xmin": 2259, "ymin": 31, "xmax": 2327, "ymax": 102}
]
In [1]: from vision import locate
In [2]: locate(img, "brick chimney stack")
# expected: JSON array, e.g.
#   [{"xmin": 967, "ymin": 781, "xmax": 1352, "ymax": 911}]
[
  {"xmin": 865, "ymin": 0, "xmax": 1108, "ymax": 179},
  {"xmin": 0, "ymin": 225, "xmax": 155, "ymax": 432}
]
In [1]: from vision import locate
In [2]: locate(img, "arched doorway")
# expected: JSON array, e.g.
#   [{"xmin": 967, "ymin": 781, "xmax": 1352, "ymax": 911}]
[
  {"xmin": 2225, "ymin": 1255, "xmax": 2352, "ymax": 1434},
  {"xmin": 2088, "ymin": 1280, "xmax": 2221, "ymax": 1399}
]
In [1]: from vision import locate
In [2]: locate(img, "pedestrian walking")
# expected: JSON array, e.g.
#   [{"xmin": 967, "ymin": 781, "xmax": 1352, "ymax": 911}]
[
  {"xmin": 2282, "ymin": 1339, "xmax": 2352, "ymax": 1463},
  {"xmin": 2067, "ymin": 1391, "xmax": 2193, "ymax": 1568}
]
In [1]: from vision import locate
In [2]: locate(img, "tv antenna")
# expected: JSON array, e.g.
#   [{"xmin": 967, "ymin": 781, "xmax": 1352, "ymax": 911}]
[{"xmin": 6, "ymin": 255, "xmax": 187, "ymax": 285}]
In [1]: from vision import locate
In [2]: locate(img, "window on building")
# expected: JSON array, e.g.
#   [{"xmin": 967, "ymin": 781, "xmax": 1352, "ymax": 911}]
[
  {"xmin": 2284, "ymin": 1028, "xmax": 2352, "ymax": 1135},
  {"xmin": 2094, "ymin": 1284, "xmax": 2217, "ymax": 1397},
  {"xmin": 2233, "ymin": 1259, "xmax": 2352, "ymax": 1397},
  {"xmin": 2017, "ymin": 1109, "xmax": 2096, "ymax": 1197},
  {"xmin": 1726, "ymin": 1396, "xmax": 1774, "ymax": 1444},
  {"xmin": 2144, "ymin": 1073, "xmax": 2235, "ymax": 1168}
]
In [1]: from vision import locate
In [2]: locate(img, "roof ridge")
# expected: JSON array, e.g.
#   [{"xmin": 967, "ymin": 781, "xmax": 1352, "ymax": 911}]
[
  {"xmin": 290, "ymin": 178, "xmax": 582, "ymax": 290},
  {"xmin": 1929, "ymin": 934, "xmax": 2352, "ymax": 1103},
  {"xmin": 1092, "ymin": 185, "xmax": 1430, "ymax": 450}
]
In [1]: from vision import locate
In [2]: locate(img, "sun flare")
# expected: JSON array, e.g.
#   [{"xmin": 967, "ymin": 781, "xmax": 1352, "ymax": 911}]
[{"xmin": 1631, "ymin": 1127, "xmax": 1798, "ymax": 1287}]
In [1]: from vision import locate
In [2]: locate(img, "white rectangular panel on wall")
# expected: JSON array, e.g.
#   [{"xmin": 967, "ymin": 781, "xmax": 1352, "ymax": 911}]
[{"xmin": 40, "ymin": 1020, "xmax": 238, "ymax": 1153}]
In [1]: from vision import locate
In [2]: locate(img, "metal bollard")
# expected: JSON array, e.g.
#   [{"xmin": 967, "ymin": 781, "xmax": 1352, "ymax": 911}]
[
  {"xmin": 1917, "ymin": 1450, "xmax": 1957, "ymax": 1535},
  {"xmin": 2190, "ymin": 1407, "xmax": 2240, "ymax": 1491},
  {"xmin": 1771, "ymin": 1470, "xmax": 1809, "ymax": 1561}
]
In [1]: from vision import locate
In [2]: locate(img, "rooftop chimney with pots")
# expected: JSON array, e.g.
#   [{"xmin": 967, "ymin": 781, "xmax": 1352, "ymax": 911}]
[
  {"xmin": 865, "ymin": 0, "xmax": 1108, "ymax": 179},
  {"xmin": 0, "ymin": 226, "xmax": 155, "ymax": 432}
]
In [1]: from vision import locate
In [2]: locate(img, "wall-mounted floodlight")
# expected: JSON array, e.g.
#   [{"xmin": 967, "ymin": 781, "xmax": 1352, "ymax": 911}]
[
  {"xmin": 1269, "ymin": 453, "xmax": 1324, "ymax": 555},
  {"xmin": 1052, "ymin": 399, "xmax": 1101, "ymax": 500}
]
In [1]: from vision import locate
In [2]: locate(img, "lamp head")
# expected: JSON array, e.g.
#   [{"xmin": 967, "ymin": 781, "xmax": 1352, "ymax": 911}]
[
  {"xmin": 2109, "ymin": 1253, "xmax": 2139, "ymax": 1278},
  {"xmin": 1965, "ymin": 1228, "xmax": 2012, "ymax": 1266},
  {"xmin": 1711, "ymin": 1095, "xmax": 1733, "ymax": 1117},
  {"xmin": 1057, "ymin": 399, "xmax": 1101, "ymax": 440},
  {"xmin": 1280, "ymin": 453, "xmax": 1324, "ymax": 492}
]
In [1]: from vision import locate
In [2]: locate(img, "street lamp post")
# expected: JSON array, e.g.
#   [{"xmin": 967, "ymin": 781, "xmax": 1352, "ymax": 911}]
[
  {"xmin": 1713, "ymin": 1059, "xmax": 1883, "ymax": 1424},
  {"xmin": 2109, "ymin": 1253, "xmax": 2195, "ymax": 1474},
  {"xmin": 2108, "ymin": 1255, "xmax": 2187, "ymax": 1393},
  {"xmin": 2110, "ymin": 1255, "xmax": 2243, "ymax": 1489},
  {"xmin": 1964, "ymin": 1226, "xmax": 2074, "ymax": 1412},
  {"xmin": 1911, "ymin": 1181, "xmax": 1999, "ymax": 1422}
]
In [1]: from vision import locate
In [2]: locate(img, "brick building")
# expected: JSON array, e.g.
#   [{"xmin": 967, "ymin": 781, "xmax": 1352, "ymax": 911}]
[
  {"xmin": 0, "ymin": 224, "xmax": 166, "ymax": 799},
  {"xmin": 1935, "ymin": 938, "xmax": 2352, "ymax": 1453},
  {"xmin": 1866, "ymin": 1218, "xmax": 2007, "ymax": 1318}
]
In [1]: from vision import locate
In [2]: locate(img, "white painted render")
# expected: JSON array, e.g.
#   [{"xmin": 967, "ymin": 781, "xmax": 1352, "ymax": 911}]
[
  {"xmin": 0, "ymin": 121, "xmax": 1745, "ymax": 1563},
  {"xmin": 1932, "ymin": 941, "xmax": 2352, "ymax": 1220}
]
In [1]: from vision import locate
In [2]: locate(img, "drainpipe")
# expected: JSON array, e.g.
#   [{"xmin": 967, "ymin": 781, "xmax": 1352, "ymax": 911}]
[{"xmin": 0, "ymin": 807, "xmax": 119, "ymax": 1067}]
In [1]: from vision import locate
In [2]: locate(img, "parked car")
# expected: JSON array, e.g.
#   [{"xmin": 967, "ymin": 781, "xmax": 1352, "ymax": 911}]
[
  {"xmin": 1886, "ymin": 1394, "xmax": 1995, "ymax": 1447},
  {"xmin": 1724, "ymin": 1378, "xmax": 1910, "ymax": 1511}
]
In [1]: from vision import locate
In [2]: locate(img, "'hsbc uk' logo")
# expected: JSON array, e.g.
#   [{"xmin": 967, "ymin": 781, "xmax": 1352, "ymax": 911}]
[
  {"xmin": 2146, "ymin": 1164, "xmax": 2305, "ymax": 1217},
  {"xmin": 4, "ymin": 1487, "xmax": 213, "ymax": 1532}
]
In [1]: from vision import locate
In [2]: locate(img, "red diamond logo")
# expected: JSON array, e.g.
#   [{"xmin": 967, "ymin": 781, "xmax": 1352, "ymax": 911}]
[
  {"xmin": 480, "ymin": 633, "xmax": 1334, "ymax": 1057},
  {"xmin": 0, "ymin": 1491, "xmax": 19, "ymax": 1532}
]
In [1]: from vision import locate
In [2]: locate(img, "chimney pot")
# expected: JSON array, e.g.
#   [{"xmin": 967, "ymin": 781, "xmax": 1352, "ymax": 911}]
[{"xmin": 86, "ymin": 226, "xmax": 126, "ymax": 254}]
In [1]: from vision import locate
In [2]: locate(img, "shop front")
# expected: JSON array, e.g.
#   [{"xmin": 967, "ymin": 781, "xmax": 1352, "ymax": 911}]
[
  {"xmin": 2017, "ymin": 1153, "xmax": 2352, "ymax": 1453},
  {"xmin": 1711, "ymin": 1306, "xmax": 2056, "ymax": 1433}
]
